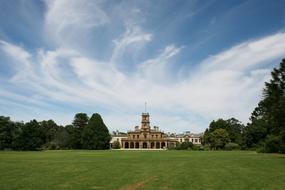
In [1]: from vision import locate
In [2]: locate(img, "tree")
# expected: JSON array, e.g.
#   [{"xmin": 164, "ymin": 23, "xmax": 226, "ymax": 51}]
[
  {"xmin": 202, "ymin": 128, "xmax": 210, "ymax": 145},
  {"xmin": 68, "ymin": 113, "xmax": 89, "ymax": 149},
  {"xmin": 208, "ymin": 129, "xmax": 230, "ymax": 150},
  {"xmin": 0, "ymin": 116, "xmax": 18, "ymax": 150},
  {"xmin": 246, "ymin": 59, "xmax": 285, "ymax": 153},
  {"xmin": 262, "ymin": 135, "xmax": 281, "ymax": 153},
  {"xmin": 54, "ymin": 127, "xmax": 70, "ymax": 149},
  {"xmin": 242, "ymin": 118, "xmax": 268, "ymax": 149},
  {"xmin": 226, "ymin": 118, "xmax": 244, "ymax": 144},
  {"xmin": 14, "ymin": 120, "xmax": 45, "ymax": 150},
  {"xmin": 204, "ymin": 118, "xmax": 244, "ymax": 146},
  {"xmin": 65, "ymin": 124, "xmax": 74, "ymax": 149},
  {"xmin": 72, "ymin": 113, "xmax": 89, "ymax": 128},
  {"xmin": 43, "ymin": 125, "xmax": 70, "ymax": 150},
  {"xmin": 82, "ymin": 113, "xmax": 111, "ymax": 150},
  {"xmin": 40, "ymin": 120, "xmax": 59, "ymax": 144},
  {"xmin": 224, "ymin": 142, "xmax": 240, "ymax": 150}
]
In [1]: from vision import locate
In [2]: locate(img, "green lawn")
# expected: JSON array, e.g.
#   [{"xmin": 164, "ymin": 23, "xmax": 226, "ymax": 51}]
[{"xmin": 0, "ymin": 150, "xmax": 284, "ymax": 190}]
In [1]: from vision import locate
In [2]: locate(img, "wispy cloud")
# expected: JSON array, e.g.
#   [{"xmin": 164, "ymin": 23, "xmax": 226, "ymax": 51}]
[
  {"xmin": 45, "ymin": 0, "xmax": 110, "ymax": 47},
  {"xmin": 1, "ymin": 0, "xmax": 285, "ymax": 133},
  {"xmin": 1, "ymin": 31, "xmax": 285, "ymax": 132},
  {"xmin": 111, "ymin": 25, "xmax": 152, "ymax": 64}
]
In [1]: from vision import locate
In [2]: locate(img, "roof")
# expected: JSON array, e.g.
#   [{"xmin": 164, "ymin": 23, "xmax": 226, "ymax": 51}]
[{"xmin": 176, "ymin": 133, "xmax": 203, "ymax": 138}]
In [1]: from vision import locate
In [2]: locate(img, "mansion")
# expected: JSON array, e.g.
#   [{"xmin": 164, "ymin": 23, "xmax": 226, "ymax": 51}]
[{"xmin": 110, "ymin": 113, "xmax": 202, "ymax": 149}]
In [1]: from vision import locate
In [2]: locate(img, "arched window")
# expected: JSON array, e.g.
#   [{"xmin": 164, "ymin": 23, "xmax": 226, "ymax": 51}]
[
  {"xmin": 156, "ymin": 142, "xmax": 160, "ymax": 149},
  {"xmin": 151, "ymin": 142, "xmax": 155, "ymax": 148},
  {"xmin": 125, "ymin": 142, "xmax": 129, "ymax": 148},
  {"xmin": 135, "ymin": 142, "xmax": 139, "ymax": 148},
  {"xmin": 130, "ymin": 142, "xmax": 134, "ymax": 148},
  {"xmin": 161, "ymin": 142, "xmax": 166, "ymax": 148}
]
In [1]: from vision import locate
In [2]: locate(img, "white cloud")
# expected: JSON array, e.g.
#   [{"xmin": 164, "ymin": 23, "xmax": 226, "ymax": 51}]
[
  {"xmin": 138, "ymin": 44, "xmax": 181, "ymax": 81},
  {"xmin": 2, "ymin": 6, "xmax": 285, "ymax": 133},
  {"xmin": 200, "ymin": 32, "xmax": 285, "ymax": 72},
  {"xmin": 44, "ymin": 0, "xmax": 110, "ymax": 47},
  {"xmin": 111, "ymin": 25, "xmax": 152, "ymax": 64},
  {"xmin": 0, "ymin": 40, "xmax": 33, "ymax": 82}
]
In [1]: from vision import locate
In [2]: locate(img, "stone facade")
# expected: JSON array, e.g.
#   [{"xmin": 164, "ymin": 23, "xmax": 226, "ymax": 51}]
[
  {"xmin": 110, "ymin": 113, "xmax": 202, "ymax": 149},
  {"xmin": 176, "ymin": 131, "xmax": 202, "ymax": 145},
  {"xmin": 110, "ymin": 132, "xmax": 127, "ymax": 148}
]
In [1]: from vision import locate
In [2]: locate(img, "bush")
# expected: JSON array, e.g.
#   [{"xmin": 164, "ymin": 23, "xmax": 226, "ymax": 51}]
[
  {"xmin": 193, "ymin": 145, "xmax": 204, "ymax": 150},
  {"xmin": 181, "ymin": 142, "xmax": 194, "ymax": 150},
  {"xmin": 174, "ymin": 142, "xmax": 181, "ymax": 150},
  {"xmin": 112, "ymin": 141, "xmax": 121, "ymax": 149},
  {"xmin": 175, "ymin": 142, "xmax": 194, "ymax": 150},
  {"xmin": 262, "ymin": 135, "xmax": 280, "ymax": 153},
  {"xmin": 224, "ymin": 142, "xmax": 240, "ymax": 150},
  {"xmin": 42, "ymin": 141, "xmax": 60, "ymax": 150}
]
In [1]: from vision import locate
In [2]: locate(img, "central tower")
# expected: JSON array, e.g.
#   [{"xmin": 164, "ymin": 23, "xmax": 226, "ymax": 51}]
[{"xmin": 141, "ymin": 113, "xmax": 150, "ymax": 130}]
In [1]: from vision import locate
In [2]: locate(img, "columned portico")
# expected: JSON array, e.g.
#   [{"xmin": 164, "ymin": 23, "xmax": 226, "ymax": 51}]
[{"xmin": 121, "ymin": 112, "xmax": 177, "ymax": 150}]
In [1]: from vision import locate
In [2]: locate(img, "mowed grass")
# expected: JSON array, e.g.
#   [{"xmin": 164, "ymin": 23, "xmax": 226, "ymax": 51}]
[{"xmin": 0, "ymin": 151, "xmax": 284, "ymax": 190}]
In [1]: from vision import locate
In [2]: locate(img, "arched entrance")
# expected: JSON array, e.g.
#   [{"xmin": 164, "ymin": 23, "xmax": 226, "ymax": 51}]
[
  {"xmin": 161, "ymin": 142, "xmax": 166, "ymax": 149},
  {"xmin": 130, "ymin": 142, "xmax": 134, "ymax": 148},
  {"xmin": 135, "ymin": 142, "xmax": 139, "ymax": 148},
  {"xmin": 156, "ymin": 142, "xmax": 160, "ymax": 149},
  {"xmin": 125, "ymin": 142, "xmax": 129, "ymax": 149},
  {"xmin": 151, "ymin": 142, "xmax": 155, "ymax": 149},
  {"xmin": 143, "ymin": 142, "xmax": 148, "ymax": 149}
]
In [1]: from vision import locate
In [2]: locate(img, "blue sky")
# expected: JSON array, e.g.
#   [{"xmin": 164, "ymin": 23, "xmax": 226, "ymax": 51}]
[{"xmin": 0, "ymin": 0, "xmax": 285, "ymax": 133}]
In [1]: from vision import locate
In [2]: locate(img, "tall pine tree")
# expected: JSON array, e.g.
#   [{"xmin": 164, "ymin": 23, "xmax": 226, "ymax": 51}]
[
  {"xmin": 68, "ymin": 113, "xmax": 89, "ymax": 149},
  {"xmin": 245, "ymin": 59, "xmax": 285, "ymax": 153},
  {"xmin": 82, "ymin": 113, "xmax": 111, "ymax": 150}
]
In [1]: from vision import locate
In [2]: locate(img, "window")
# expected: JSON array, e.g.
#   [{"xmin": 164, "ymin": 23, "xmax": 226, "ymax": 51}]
[
  {"xmin": 133, "ymin": 135, "xmax": 135, "ymax": 139},
  {"xmin": 180, "ymin": 139, "xmax": 182, "ymax": 142},
  {"xmin": 156, "ymin": 135, "xmax": 158, "ymax": 138},
  {"xmin": 144, "ymin": 134, "xmax": 147, "ymax": 139},
  {"xmin": 137, "ymin": 135, "xmax": 139, "ymax": 139},
  {"xmin": 195, "ymin": 139, "xmax": 198, "ymax": 142}
]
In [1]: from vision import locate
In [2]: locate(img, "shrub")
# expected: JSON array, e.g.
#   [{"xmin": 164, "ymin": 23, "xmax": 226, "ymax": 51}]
[
  {"xmin": 42, "ymin": 141, "xmax": 59, "ymax": 150},
  {"xmin": 263, "ymin": 135, "xmax": 280, "ymax": 153},
  {"xmin": 203, "ymin": 144, "xmax": 211, "ymax": 150},
  {"xmin": 224, "ymin": 142, "xmax": 240, "ymax": 150},
  {"xmin": 112, "ymin": 141, "xmax": 121, "ymax": 149},
  {"xmin": 181, "ymin": 142, "xmax": 194, "ymax": 150},
  {"xmin": 193, "ymin": 145, "xmax": 204, "ymax": 150},
  {"xmin": 175, "ymin": 142, "xmax": 194, "ymax": 150}
]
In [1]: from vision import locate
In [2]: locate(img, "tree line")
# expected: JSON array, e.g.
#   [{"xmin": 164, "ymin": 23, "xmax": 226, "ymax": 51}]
[
  {"xmin": 0, "ymin": 113, "xmax": 111, "ymax": 150},
  {"xmin": 203, "ymin": 59, "xmax": 285, "ymax": 153}
]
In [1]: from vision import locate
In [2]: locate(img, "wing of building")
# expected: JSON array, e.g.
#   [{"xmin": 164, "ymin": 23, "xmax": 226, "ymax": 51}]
[{"xmin": 110, "ymin": 113, "xmax": 202, "ymax": 149}]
